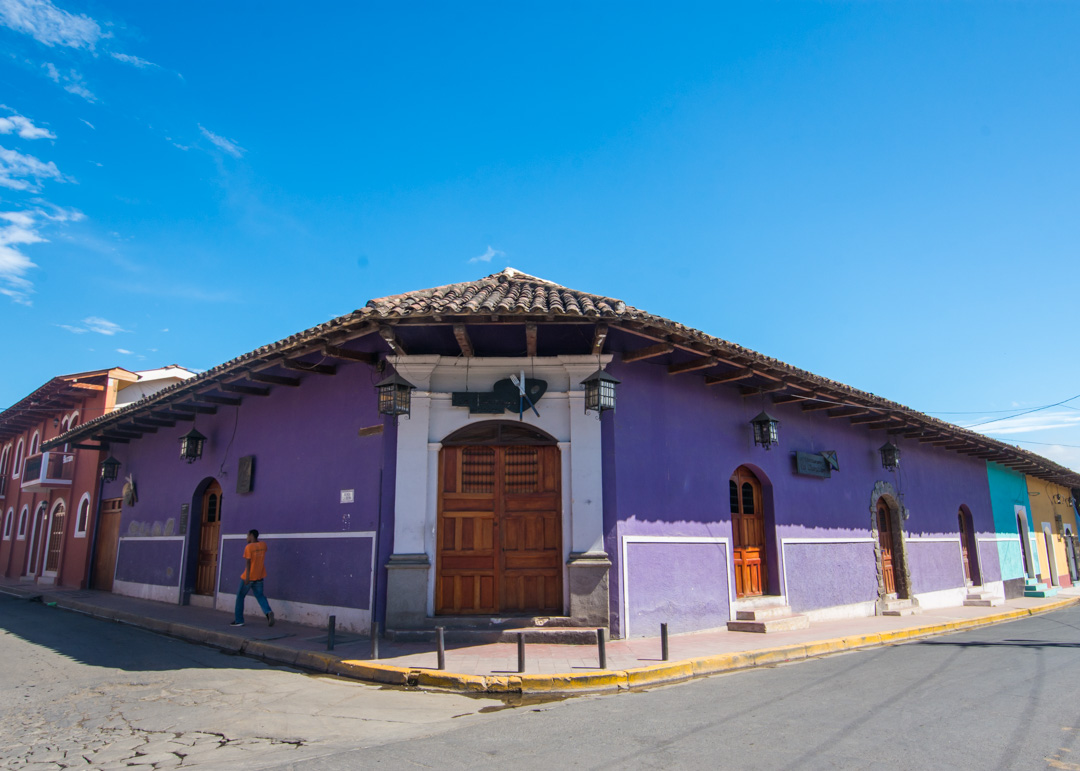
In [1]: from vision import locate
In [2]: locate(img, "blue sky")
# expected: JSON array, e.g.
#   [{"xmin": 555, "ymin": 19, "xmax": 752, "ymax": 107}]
[{"xmin": 1, "ymin": 1, "xmax": 1079, "ymax": 469}]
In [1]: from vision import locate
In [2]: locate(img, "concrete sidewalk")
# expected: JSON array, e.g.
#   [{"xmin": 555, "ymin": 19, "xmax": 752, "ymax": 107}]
[{"xmin": 2, "ymin": 579, "xmax": 1076, "ymax": 695}]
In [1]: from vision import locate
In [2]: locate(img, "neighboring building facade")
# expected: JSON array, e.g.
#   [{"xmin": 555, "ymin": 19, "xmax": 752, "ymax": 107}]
[
  {"xmin": 0, "ymin": 366, "xmax": 195, "ymax": 589},
  {"xmin": 47, "ymin": 270, "xmax": 1080, "ymax": 637},
  {"xmin": 1026, "ymin": 476, "xmax": 1080, "ymax": 588}
]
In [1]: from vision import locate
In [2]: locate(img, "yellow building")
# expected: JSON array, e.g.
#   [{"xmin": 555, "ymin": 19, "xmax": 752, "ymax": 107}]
[{"xmin": 1025, "ymin": 476, "xmax": 1080, "ymax": 588}]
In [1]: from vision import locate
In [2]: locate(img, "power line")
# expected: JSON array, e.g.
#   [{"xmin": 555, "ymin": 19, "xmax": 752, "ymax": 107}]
[{"xmin": 961, "ymin": 393, "xmax": 1080, "ymax": 430}]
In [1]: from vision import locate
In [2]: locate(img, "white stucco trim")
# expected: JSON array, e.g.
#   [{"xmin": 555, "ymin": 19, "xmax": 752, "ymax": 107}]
[
  {"xmin": 74, "ymin": 492, "xmax": 92, "ymax": 538},
  {"xmin": 389, "ymin": 355, "xmax": 610, "ymax": 617},
  {"xmin": 119, "ymin": 535, "xmax": 186, "ymax": 542},
  {"xmin": 219, "ymin": 596, "xmax": 371, "ymax": 634},
  {"xmin": 779, "ymin": 537, "xmax": 875, "ymax": 602},
  {"xmin": 220, "ymin": 531, "xmax": 376, "ymax": 540},
  {"xmin": 40, "ymin": 497, "xmax": 67, "ymax": 578},
  {"xmin": 620, "ymin": 535, "xmax": 731, "ymax": 638},
  {"xmin": 114, "ymin": 578, "xmax": 182, "ymax": 604},
  {"xmin": 913, "ymin": 585, "xmax": 969, "ymax": 610}
]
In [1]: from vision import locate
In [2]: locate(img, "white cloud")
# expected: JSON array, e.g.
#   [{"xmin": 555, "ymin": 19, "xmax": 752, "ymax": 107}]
[
  {"xmin": 59, "ymin": 315, "xmax": 127, "ymax": 335},
  {"xmin": 109, "ymin": 51, "xmax": 157, "ymax": 69},
  {"xmin": 42, "ymin": 61, "xmax": 95, "ymax": 102},
  {"xmin": 0, "ymin": 107, "xmax": 55, "ymax": 139},
  {"xmin": 0, "ymin": 144, "xmax": 67, "ymax": 190},
  {"xmin": 0, "ymin": 205, "xmax": 82, "ymax": 304},
  {"xmin": 198, "ymin": 124, "xmax": 243, "ymax": 157},
  {"xmin": 0, "ymin": 0, "xmax": 105, "ymax": 49},
  {"xmin": 115, "ymin": 348, "xmax": 132, "ymax": 355},
  {"xmin": 79, "ymin": 118, "xmax": 93, "ymax": 129},
  {"xmin": 469, "ymin": 245, "xmax": 506, "ymax": 264},
  {"xmin": 974, "ymin": 411, "xmax": 1080, "ymax": 436}
]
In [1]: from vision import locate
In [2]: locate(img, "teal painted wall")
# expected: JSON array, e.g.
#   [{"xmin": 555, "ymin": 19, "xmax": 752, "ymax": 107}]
[{"xmin": 986, "ymin": 462, "xmax": 1037, "ymax": 581}]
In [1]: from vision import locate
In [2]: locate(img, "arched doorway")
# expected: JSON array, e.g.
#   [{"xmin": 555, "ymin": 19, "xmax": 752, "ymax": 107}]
[
  {"xmin": 436, "ymin": 421, "xmax": 562, "ymax": 615},
  {"xmin": 958, "ymin": 506, "xmax": 981, "ymax": 586},
  {"xmin": 25, "ymin": 501, "xmax": 49, "ymax": 578},
  {"xmin": 876, "ymin": 498, "xmax": 896, "ymax": 595},
  {"xmin": 195, "ymin": 480, "xmax": 223, "ymax": 596},
  {"xmin": 875, "ymin": 496, "xmax": 911, "ymax": 599},
  {"xmin": 43, "ymin": 499, "xmax": 67, "ymax": 575},
  {"xmin": 730, "ymin": 466, "xmax": 768, "ymax": 598},
  {"xmin": 1017, "ymin": 512, "xmax": 1034, "ymax": 578}
]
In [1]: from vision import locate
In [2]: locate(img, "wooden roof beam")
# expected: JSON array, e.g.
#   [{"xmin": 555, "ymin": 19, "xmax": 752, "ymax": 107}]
[
  {"xmin": 592, "ymin": 324, "xmax": 609, "ymax": 355},
  {"xmin": 801, "ymin": 401, "xmax": 833, "ymax": 412},
  {"xmin": 133, "ymin": 417, "xmax": 175, "ymax": 428},
  {"xmin": 771, "ymin": 393, "xmax": 812, "ymax": 404},
  {"xmin": 827, "ymin": 407, "xmax": 871, "ymax": 419},
  {"xmin": 850, "ymin": 414, "xmax": 884, "ymax": 425},
  {"xmin": 866, "ymin": 420, "xmax": 902, "ymax": 430},
  {"xmin": 622, "ymin": 342, "xmax": 674, "ymax": 364},
  {"xmin": 118, "ymin": 422, "xmax": 156, "ymax": 434},
  {"xmin": 380, "ymin": 326, "xmax": 406, "ymax": 354},
  {"xmin": 221, "ymin": 383, "xmax": 270, "ymax": 397},
  {"xmin": 526, "ymin": 323, "xmax": 538, "ymax": 358},
  {"xmin": 173, "ymin": 403, "xmax": 218, "ymax": 415},
  {"xmin": 453, "ymin": 324, "xmax": 474, "ymax": 357},
  {"xmin": 669, "ymin": 356, "xmax": 717, "ymax": 375},
  {"xmin": 740, "ymin": 383, "xmax": 788, "ymax": 396},
  {"xmin": 282, "ymin": 360, "xmax": 336, "ymax": 376},
  {"xmin": 705, "ymin": 368, "xmax": 754, "ymax": 386},
  {"xmin": 195, "ymin": 394, "xmax": 243, "ymax": 407},
  {"xmin": 92, "ymin": 435, "xmax": 127, "ymax": 444},
  {"xmin": 248, "ymin": 372, "xmax": 301, "ymax": 388},
  {"xmin": 322, "ymin": 344, "xmax": 377, "ymax": 364},
  {"xmin": 151, "ymin": 410, "xmax": 195, "ymax": 422},
  {"xmin": 100, "ymin": 430, "xmax": 142, "ymax": 440}
]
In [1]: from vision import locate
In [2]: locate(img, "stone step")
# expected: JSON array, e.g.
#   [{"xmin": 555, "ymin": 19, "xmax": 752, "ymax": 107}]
[
  {"xmin": 386, "ymin": 627, "xmax": 601, "ymax": 645},
  {"xmin": 964, "ymin": 597, "xmax": 1004, "ymax": 607},
  {"xmin": 727, "ymin": 614, "xmax": 810, "ymax": 634},
  {"xmin": 1024, "ymin": 587, "xmax": 1059, "ymax": 598},
  {"xmin": 411, "ymin": 615, "xmax": 582, "ymax": 630},
  {"xmin": 881, "ymin": 598, "xmax": 919, "ymax": 617},
  {"xmin": 736, "ymin": 605, "xmax": 798, "ymax": 621}
]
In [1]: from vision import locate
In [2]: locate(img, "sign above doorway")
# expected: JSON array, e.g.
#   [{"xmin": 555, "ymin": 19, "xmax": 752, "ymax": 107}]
[{"xmin": 451, "ymin": 377, "xmax": 548, "ymax": 416}]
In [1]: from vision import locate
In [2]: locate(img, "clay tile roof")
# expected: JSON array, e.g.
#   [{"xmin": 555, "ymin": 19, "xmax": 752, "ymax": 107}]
[{"xmin": 40, "ymin": 268, "xmax": 1080, "ymax": 488}]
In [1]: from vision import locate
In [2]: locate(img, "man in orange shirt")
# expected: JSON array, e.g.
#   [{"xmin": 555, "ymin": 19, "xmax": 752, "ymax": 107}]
[{"xmin": 231, "ymin": 529, "xmax": 275, "ymax": 627}]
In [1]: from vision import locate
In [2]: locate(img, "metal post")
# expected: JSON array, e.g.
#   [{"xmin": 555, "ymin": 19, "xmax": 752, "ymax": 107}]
[
  {"xmin": 437, "ymin": 626, "xmax": 446, "ymax": 670},
  {"xmin": 597, "ymin": 627, "xmax": 607, "ymax": 670},
  {"xmin": 661, "ymin": 623, "xmax": 669, "ymax": 661},
  {"xmin": 370, "ymin": 620, "xmax": 380, "ymax": 660},
  {"xmin": 517, "ymin": 632, "xmax": 526, "ymax": 673},
  {"xmin": 327, "ymin": 615, "xmax": 336, "ymax": 651}
]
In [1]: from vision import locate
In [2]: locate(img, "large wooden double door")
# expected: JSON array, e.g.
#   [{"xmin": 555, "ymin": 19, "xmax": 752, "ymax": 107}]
[{"xmin": 437, "ymin": 444, "xmax": 562, "ymax": 615}]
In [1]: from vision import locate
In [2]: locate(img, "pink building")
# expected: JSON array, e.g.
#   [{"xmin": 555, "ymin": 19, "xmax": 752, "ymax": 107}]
[{"xmin": 0, "ymin": 366, "xmax": 194, "ymax": 589}]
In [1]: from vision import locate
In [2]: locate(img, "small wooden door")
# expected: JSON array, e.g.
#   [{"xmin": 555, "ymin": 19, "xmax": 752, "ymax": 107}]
[
  {"xmin": 44, "ymin": 500, "xmax": 66, "ymax": 573},
  {"xmin": 437, "ymin": 444, "xmax": 562, "ymax": 615},
  {"xmin": 92, "ymin": 498, "xmax": 123, "ymax": 591},
  {"xmin": 958, "ymin": 508, "xmax": 981, "ymax": 586},
  {"xmin": 195, "ymin": 481, "xmax": 222, "ymax": 596},
  {"xmin": 877, "ymin": 498, "xmax": 896, "ymax": 595},
  {"xmin": 731, "ymin": 466, "xmax": 767, "ymax": 598}
]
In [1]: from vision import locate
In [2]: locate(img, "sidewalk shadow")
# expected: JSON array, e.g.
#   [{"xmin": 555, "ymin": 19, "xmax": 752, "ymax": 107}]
[{"xmin": 0, "ymin": 594, "xmax": 271, "ymax": 673}]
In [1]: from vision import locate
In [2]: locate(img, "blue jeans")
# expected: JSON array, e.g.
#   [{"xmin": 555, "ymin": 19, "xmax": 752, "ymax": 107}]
[{"xmin": 234, "ymin": 579, "xmax": 272, "ymax": 623}]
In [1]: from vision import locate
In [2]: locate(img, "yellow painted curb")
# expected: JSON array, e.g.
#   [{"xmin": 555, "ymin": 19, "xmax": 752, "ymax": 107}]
[{"xmin": 624, "ymin": 661, "xmax": 695, "ymax": 689}]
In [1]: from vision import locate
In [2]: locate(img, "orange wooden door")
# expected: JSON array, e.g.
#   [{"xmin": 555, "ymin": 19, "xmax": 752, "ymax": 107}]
[
  {"xmin": 195, "ymin": 481, "xmax": 222, "ymax": 595},
  {"xmin": 437, "ymin": 445, "xmax": 562, "ymax": 615},
  {"xmin": 730, "ymin": 466, "xmax": 767, "ymax": 597},
  {"xmin": 92, "ymin": 498, "xmax": 123, "ymax": 591},
  {"xmin": 878, "ymin": 498, "xmax": 896, "ymax": 594}
]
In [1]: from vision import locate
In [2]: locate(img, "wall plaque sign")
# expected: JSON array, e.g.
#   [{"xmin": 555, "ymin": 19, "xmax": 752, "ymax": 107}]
[
  {"xmin": 236, "ymin": 455, "xmax": 255, "ymax": 494},
  {"xmin": 795, "ymin": 451, "xmax": 839, "ymax": 479},
  {"xmin": 452, "ymin": 377, "xmax": 547, "ymax": 416}
]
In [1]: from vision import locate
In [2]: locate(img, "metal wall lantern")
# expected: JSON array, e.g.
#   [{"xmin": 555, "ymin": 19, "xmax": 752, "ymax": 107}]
[
  {"xmin": 879, "ymin": 441, "xmax": 901, "ymax": 471},
  {"xmin": 750, "ymin": 411, "xmax": 780, "ymax": 450},
  {"xmin": 101, "ymin": 455, "xmax": 121, "ymax": 482},
  {"xmin": 179, "ymin": 427, "xmax": 207, "ymax": 463},
  {"xmin": 581, "ymin": 369, "xmax": 620, "ymax": 414},
  {"xmin": 376, "ymin": 372, "xmax": 416, "ymax": 417}
]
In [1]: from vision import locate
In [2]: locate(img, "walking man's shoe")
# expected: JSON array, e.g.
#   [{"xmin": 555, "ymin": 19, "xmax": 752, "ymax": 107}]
[
  {"xmin": 230, "ymin": 621, "xmax": 245, "ymax": 627},
  {"xmin": 267, "ymin": 611, "xmax": 275, "ymax": 627}
]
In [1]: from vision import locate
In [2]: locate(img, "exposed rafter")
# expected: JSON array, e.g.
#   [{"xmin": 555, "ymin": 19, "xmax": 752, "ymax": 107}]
[
  {"xmin": 622, "ymin": 342, "xmax": 674, "ymax": 363},
  {"xmin": 282, "ymin": 360, "xmax": 336, "ymax": 376},
  {"xmin": 705, "ymin": 369, "xmax": 754, "ymax": 386},
  {"xmin": 248, "ymin": 372, "xmax": 301, "ymax": 388},
  {"xmin": 379, "ymin": 326, "xmax": 406, "ymax": 354},
  {"xmin": 322, "ymin": 344, "xmax": 377, "ymax": 364},
  {"xmin": 592, "ymin": 324, "xmax": 609, "ymax": 355},
  {"xmin": 669, "ymin": 356, "xmax": 717, "ymax": 375},
  {"xmin": 453, "ymin": 324, "xmax": 474, "ymax": 357},
  {"xmin": 195, "ymin": 394, "xmax": 243, "ymax": 406},
  {"xmin": 221, "ymin": 383, "xmax": 270, "ymax": 397},
  {"xmin": 173, "ymin": 404, "xmax": 218, "ymax": 414},
  {"xmin": 525, "ymin": 323, "xmax": 538, "ymax": 357}
]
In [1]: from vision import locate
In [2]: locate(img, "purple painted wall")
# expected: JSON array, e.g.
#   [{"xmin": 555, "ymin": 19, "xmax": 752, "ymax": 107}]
[
  {"xmin": 624, "ymin": 540, "xmax": 730, "ymax": 637},
  {"xmin": 115, "ymin": 539, "xmax": 183, "ymax": 586},
  {"xmin": 217, "ymin": 536, "xmax": 373, "ymax": 608},
  {"xmin": 907, "ymin": 541, "xmax": 965, "ymax": 595},
  {"xmin": 102, "ymin": 357, "xmax": 387, "ymax": 621},
  {"xmin": 604, "ymin": 331, "xmax": 998, "ymax": 637},
  {"xmin": 783, "ymin": 542, "xmax": 878, "ymax": 613}
]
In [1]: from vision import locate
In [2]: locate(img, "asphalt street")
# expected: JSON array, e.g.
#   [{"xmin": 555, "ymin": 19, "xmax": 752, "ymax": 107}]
[{"xmin": 3, "ymin": 593, "xmax": 1080, "ymax": 770}]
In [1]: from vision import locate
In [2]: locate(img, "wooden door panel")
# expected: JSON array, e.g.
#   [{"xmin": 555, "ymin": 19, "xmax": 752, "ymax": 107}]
[
  {"xmin": 437, "ymin": 444, "xmax": 562, "ymax": 615},
  {"xmin": 878, "ymin": 501, "xmax": 896, "ymax": 594},
  {"xmin": 91, "ymin": 499, "xmax": 122, "ymax": 591}
]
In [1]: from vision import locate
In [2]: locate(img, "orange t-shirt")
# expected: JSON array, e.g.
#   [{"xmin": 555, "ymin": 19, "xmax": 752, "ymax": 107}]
[{"xmin": 242, "ymin": 541, "xmax": 268, "ymax": 581}]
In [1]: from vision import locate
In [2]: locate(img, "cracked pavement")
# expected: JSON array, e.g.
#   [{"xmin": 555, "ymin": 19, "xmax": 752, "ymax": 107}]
[{"xmin": 0, "ymin": 594, "xmax": 506, "ymax": 769}]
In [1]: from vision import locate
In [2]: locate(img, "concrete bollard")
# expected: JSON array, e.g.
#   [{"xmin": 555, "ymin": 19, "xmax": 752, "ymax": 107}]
[
  {"xmin": 597, "ymin": 627, "xmax": 607, "ymax": 670},
  {"xmin": 437, "ymin": 626, "xmax": 446, "ymax": 670},
  {"xmin": 327, "ymin": 615, "xmax": 336, "ymax": 651},
  {"xmin": 370, "ymin": 620, "xmax": 380, "ymax": 660},
  {"xmin": 661, "ymin": 623, "xmax": 669, "ymax": 661},
  {"xmin": 517, "ymin": 632, "xmax": 526, "ymax": 673}
]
